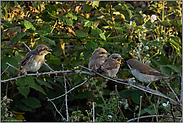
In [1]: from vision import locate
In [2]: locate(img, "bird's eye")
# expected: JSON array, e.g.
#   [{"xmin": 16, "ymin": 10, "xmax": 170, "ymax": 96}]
[
  {"xmin": 42, "ymin": 48, "xmax": 47, "ymax": 50},
  {"xmin": 101, "ymin": 52, "xmax": 105, "ymax": 54}
]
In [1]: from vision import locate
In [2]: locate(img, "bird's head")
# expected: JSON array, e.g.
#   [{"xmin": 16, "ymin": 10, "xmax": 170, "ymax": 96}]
[
  {"xmin": 35, "ymin": 44, "xmax": 52, "ymax": 55},
  {"xmin": 92, "ymin": 48, "xmax": 110, "ymax": 57},
  {"xmin": 109, "ymin": 53, "xmax": 123, "ymax": 64}
]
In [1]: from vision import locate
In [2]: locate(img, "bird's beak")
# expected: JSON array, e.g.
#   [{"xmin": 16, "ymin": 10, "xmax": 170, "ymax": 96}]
[
  {"xmin": 46, "ymin": 49, "xmax": 52, "ymax": 54},
  {"xmin": 118, "ymin": 57, "xmax": 123, "ymax": 64}
]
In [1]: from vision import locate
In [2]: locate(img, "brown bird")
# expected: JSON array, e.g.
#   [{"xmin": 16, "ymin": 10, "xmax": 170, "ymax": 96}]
[
  {"xmin": 97, "ymin": 53, "xmax": 123, "ymax": 78},
  {"xmin": 20, "ymin": 44, "xmax": 52, "ymax": 75},
  {"xmin": 89, "ymin": 48, "xmax": 110, "ymax": 71},
  {"xmin": 127, "ymin": 59, "xmax": 179, "ymax": 87}
]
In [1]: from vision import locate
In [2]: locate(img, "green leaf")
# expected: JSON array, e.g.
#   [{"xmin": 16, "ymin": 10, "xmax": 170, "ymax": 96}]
[
  {"xmin": 159, "ymin": 56, "xmax": 168, "ymax": 65},
  {"xmin": 17, "ymin": 76, "xmax": 35, "ymax": 87},
  {"xmin": 92, "ymin": 1, "xmax": 99, "ymax": 8},
  {"xmin": 40, "ymin": 35, "xmax": 56, "ymax": 46},
  {"xmin": 84, "ymin": 20, "xmax": 94, "ymax": 27},
  {"xmin": 75, "ymin": 90, "xmax": 92, "ymax": 99},
  {"xmin": 59, "ymin": 17, "xmax": 73, "ymax": 26},
  {"xmin": 75, "ymin": 30, "xmax": 88, "ymax": 37},
  {"xmin": 2, "ymin": 8, "xmax": 8, "ymax": 19},
  {"xmin": 36, "ymin": 25, "xmax": 52, "ymax": 36},
  {"xmin": 99, "ymin": 33, "xmax": 106, "ymax": 41},
  {"xmin": 165, "ymin": 65, "xmax": 182, "ymax": 74},
  {"xmin": 17, "ymin": 102, "xmax": 32, "ymax": 111},
  {"xmin": 37, "ymin": 78, "xmax": 53, "ymax": 89},
  {"xmin": 83, "ymin": 4, "xmax": 92, "ymax": 12},
  {"xmin": 20, "ymin": 97, "xmax": 41, "ymax": 108},
  {"xmin": 86, "ymin": 41, "xmax": 98, "ymax": 49},
  {"xmin": 91, "ymin": 28, "xmax": 102, "ymax": 36},
  {"xmin": 65, "ymin": 13, "xmax": 77, "ymax": 20},
  {"xmin": 140, "ymin": 105, "xmax": 155, "ymax": 115},
  {"xmin": 24, "ymin": 20, "xmax": 36, "ymax": 30},
  {"xmin": 17, "ymin": 87, "xmax": 30, "ymax": 98},
  {"xmin": 160, "ymin": 66, "xmax": 171, "ymax": 75},
  {"xmin": 28, "ymin": 81, "xmax": 46, "ymax": 95},
  {"xmin": 118, "ymin": 90, "xmax": 133, "ymax": 99},
  {"xmin": 131, "ymin": 90, "xmax": 143, "ymax": 104},
  {"xmin": 132, "ymin": 21, "xmax": 136, "ymax": 27},
  {"xmin": 10, "ymin": 32, "xmax": 27, "ymax": 43}
]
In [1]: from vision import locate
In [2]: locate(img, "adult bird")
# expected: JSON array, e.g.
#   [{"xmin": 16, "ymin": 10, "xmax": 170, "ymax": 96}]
[{"xmin": 127, "ymin": 59, "xmax": 179, "ymax": 87}]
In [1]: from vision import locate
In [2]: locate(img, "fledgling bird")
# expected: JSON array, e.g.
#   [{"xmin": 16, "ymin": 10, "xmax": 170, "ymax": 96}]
[
  {"xmin": 89, "ymin": 48, "xmax": 110, "ymax": 71},
  {"xmin": 97, "ymin": 53, "xmax": 123, "ymax": 78},
  {"xmin": 127, "ymin": 59, "xmax": 179, "ymax": 87},
  {"xmin": 20, "ymin": 44, "xmax": 52, "ymax": 75}
]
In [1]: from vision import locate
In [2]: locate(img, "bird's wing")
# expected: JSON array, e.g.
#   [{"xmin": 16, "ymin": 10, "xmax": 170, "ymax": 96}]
[
  {"xmin": 20, "ymin": 51, "xmax": 37, "ymax": 66},
  {"xmin": 98, "ymin": 59, "xmax": 118, "ymax": 72},
  {"xmin": 136, "ymin": 63, "xmax": 166, "ymax": 77}
]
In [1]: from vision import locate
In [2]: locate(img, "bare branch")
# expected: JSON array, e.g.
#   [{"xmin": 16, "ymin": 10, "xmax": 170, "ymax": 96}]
[
  {"xmin": 163, "ymin": 79, "xmax": 180, "ymax": 103},
  {"xmin": 48, "ymin": 76, "xmax": 93, "ymax": 101},
  {"xmin": 6, "ymin": 62, "xmax": 24, "ymax": 73},
  {"xmin": 153, "ymin": 104, "xmax": 158, "ymax": 122},
  {"xmin": 63, "ymin": 65, "xmax": 69, "ymax": 122},
  {"xmin": 137, "ymin": 96, "xmax": 142, "ymax": 122},
  {"xmin": 93, "ymin": 102, "xmax": 95, "ymax": 122},
  {"xmin": 46, "ymin": 97, "xmax": 66, "ymax": 121},
  {"xmin": 1, "ymin": 66, "xmax": 10, "ymax": 76}
]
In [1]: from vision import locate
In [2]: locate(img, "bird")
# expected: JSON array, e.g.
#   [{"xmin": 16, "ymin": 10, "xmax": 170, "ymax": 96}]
[
  {"xmin": 97, "ymin": 53, "xmax": 123, "ymax": 78},
  {"xmin": 20, "ymin": 44, "xmax": 52, "ymax": 75},
  {"xmin": 89, "ymin": 48, "xmax": 110, "ymax": 71},
  {"xmin": 127, "ymin": 58, "xmax": 179, "ymax": 88}
]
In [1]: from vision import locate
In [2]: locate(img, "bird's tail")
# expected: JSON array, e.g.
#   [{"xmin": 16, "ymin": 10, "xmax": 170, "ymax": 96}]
[{"xmin": 165, "ymin": 74, "xmax": 180, "ymax": 78}]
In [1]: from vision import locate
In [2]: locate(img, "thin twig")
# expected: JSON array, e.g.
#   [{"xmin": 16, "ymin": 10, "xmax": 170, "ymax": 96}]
[
  {"xmin": 163, "ymin": 79, "xmax": 180, "ymax": 103},
  {"xmin": 63, "ymin": 64, "xmax": 69, "ymax": 122},
  {"xmin": 1, "ymin": 66, "xmax": 10, "ymax": 75},
  {"xmin": 170, "ymin": 104, "xmax": 176, "ymax": 122},
  {"xmin": 153, "ymin": 104, "xmax": 158, "ymax": 122},
  {"xmin": 46, "ymin": 97, "xmax": 66, "ymax": 121},
  {"xmin": 93, "ymin": 102, "xmax": 95, "ymax": 122},
  {"xmin": 137, "ymin": 96, "xmax": 142, "ymax": 122},
  {"xmin": 6, "ymin": 62, "xmax": 24, "ymax": 73},
  {"xmin": 48, "ymin": 76, "xmax": 93, "ymax": 101},
  {"xmin": 127, "ymin": 115, "xmax": 181, "ymax": 122},
  {"xmin": 115, "ymin": 85, "xmax": 126, "ymax": 122},
  {"xmin": 22, "ymin": 42, "xmax": 54, "ymax": 71}
]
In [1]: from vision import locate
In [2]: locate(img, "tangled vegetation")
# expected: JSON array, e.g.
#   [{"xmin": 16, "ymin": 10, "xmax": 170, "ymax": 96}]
[{"xmin": 1, "ymin": 1, "xmax": 182, "ymax": 122}]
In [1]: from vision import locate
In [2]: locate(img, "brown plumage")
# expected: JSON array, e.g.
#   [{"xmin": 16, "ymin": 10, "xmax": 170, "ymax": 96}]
[
  {"xmin": 97, "ymin": 53, "xmax": 123, "ymax": 77},
  {"xmin": 20, "ymin": 44, "xmax": 52, "ymax": 73},
  {"xmin": 89, "ymin": 48, "xmax": 110, "ymax": 71},
  {"xmin": 127, "ymin": 59, "xmax": 179, "ymax": 87}
]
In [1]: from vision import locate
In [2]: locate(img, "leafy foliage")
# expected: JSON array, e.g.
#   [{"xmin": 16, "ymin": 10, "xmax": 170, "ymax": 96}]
[{"xmin": 1, "ymin": 1, "xmax": 182, "ymax": 122}]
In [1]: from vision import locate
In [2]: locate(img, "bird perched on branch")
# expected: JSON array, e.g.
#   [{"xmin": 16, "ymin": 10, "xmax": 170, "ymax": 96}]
[
  {"xmin": 89, "ymin": 48, "xmax": 110, "ymax": 71},
  {"xmin": 97, "ymin": 53, "xmax": 123, "ymax": 78},
  {"xmin": 19, "ymin": 44, "xmax": 52, "ymax": 75},
  {"xmin": 127, "ymin": 59, "xmax": 179, "ymax": 88}
]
